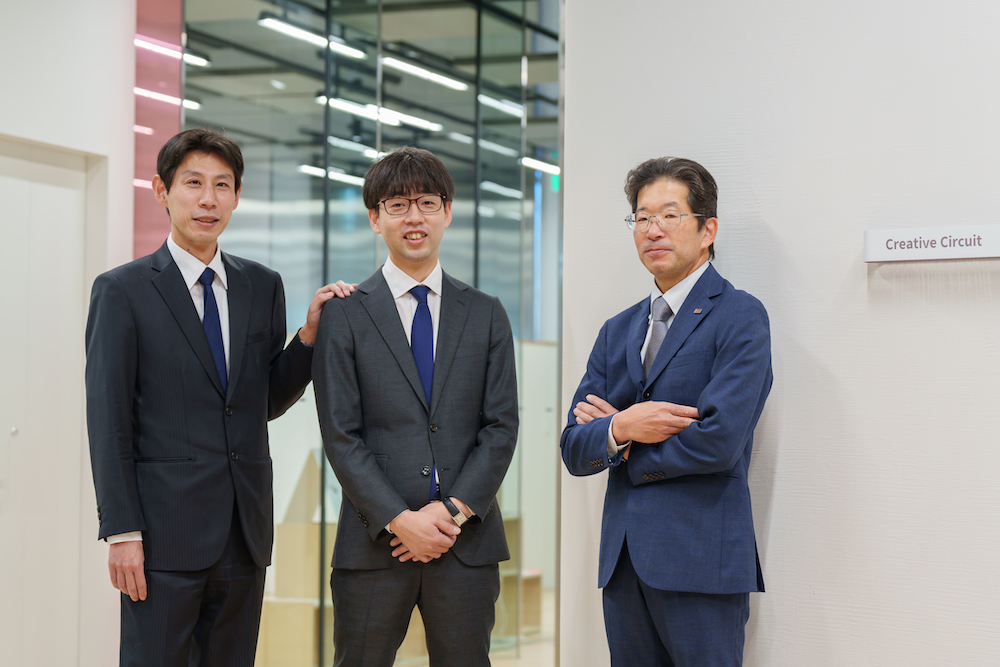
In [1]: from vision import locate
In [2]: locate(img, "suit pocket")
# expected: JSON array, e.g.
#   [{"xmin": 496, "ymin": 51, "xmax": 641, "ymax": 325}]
[
  {"xmin": 373, "ymin": 454, "xmax": 388, "ymax": 474},
  {"xmin": 247, "ymin": 329, "xmax": 269, "ymax": 345},
  {"xmin": 135, "ymin": 457, "xmax": 197, "ymax": 463}
]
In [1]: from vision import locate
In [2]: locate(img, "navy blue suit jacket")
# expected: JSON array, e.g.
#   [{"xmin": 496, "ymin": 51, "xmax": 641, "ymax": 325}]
[{"xmin": 561, "ymin": 264, "xmax": 771, "ymax": 594}]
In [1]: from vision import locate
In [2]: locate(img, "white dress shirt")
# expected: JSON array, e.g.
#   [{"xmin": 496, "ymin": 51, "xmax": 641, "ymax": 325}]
[
  {"xmin": 107, "ymin": 237, "xmax": 232, "ymax": 544},
  {"xmin": 381, "ymin": 256, "xmax": 442, "ymax": 356},
  {"xmin": 607, "ymin": 261, "xmax": 711, "ymax": 455}
]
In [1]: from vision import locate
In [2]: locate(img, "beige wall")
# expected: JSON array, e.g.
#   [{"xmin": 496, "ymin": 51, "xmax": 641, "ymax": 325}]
[
  {"xmin": 0, "ymin": 2, "xmax": 135, "ymax": 665},
  {"xmin": 560, "ymin": 1, "xmax": 1000, "ymax": 665}
]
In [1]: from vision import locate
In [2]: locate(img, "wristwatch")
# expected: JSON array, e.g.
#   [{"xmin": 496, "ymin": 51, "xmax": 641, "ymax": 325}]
[{"xmin": 442, "ymin": 497, "xmax": 468, "ymax": 527}]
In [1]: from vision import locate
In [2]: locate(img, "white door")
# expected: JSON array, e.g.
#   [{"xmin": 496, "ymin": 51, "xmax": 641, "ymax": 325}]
[{"xmin": 0, "ymin": 138, "xmax": 88, "ymax": 666}]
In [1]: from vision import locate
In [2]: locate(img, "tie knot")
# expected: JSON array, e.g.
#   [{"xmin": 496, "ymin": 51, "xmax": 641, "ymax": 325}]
[
  {"xmin": 410, "ymin": 285, "xmax": 430, "ymax": 305},
  {"xmin": 198, "ymin": 267, "xmax": 215, "ymax": 287},
  {"xmin": 651, "ymin": 297, "xmax": 671, "ymax": 322}
]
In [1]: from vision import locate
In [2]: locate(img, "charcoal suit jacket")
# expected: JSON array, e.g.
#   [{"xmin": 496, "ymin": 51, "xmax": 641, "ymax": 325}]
[
  {"xmin": 561, "ymin": 264, "xmax": 772, "ymax": 594},
  {"xmin": 85, "ymin": 241, "xmax": 312, "ymax": 571},
  {"xmin": 312, "ymin": 268, "xmax": 518, "ymax": 570}
]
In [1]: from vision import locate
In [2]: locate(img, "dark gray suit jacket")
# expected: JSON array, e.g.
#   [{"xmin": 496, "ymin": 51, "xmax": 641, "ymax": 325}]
[
  {"xmin": 85, "ymin": 241, "xmax": 312, "ymax": 571},
  {"xmin": 313, "ymin": 269, "xmax": 518, "ymax": 570}
]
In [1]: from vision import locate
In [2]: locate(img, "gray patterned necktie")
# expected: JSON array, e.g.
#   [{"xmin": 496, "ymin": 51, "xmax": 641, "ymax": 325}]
[{"xmin": 643, "ymin": 297, "xmax": 672, "ymax": 380}]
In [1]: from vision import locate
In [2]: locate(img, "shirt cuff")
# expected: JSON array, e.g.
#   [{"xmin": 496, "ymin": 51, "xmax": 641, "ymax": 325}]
[
  {"xmin": 106, "ymin": 531, "xmax": 142, "ymax": 544},
  {"xmin": 606, "ymin": 415, "xmax": 631, "ymax": 458}
]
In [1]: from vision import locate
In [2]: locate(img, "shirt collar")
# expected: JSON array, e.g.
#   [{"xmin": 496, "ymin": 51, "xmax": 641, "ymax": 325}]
[
  {"xmin": 650, "ymin": 261, "xmax": 710, "ymax": 318},
  {"xmin": 167, "ymin": 235, "xmax": 228, "ymax": 291},
  {"xmin": 382, "ymin": 256, "xmax": 443, "ymax": 300}
]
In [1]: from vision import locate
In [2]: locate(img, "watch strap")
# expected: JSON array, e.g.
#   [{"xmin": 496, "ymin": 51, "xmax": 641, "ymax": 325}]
[{"xmin": 442, "ymin": 497, "xmax": 468, "ymax": 527}]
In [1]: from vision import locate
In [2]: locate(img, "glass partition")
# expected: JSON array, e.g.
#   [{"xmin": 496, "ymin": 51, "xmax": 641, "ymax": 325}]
[{"xmin": 183, "ymin": 1, "xmax": 561, "ymax": 664}]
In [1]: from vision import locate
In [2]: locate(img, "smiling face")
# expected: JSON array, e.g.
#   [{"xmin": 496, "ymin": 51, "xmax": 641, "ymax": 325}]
[
  {"xmin": 369, "ymin": 191, "xmax": 452, "ymax": 282},
  {"xmin": 152, "ymin": 150, "xmax": 240, "ymax": 264},
  {"xmin": 633, "ymin": 178, "xmax": 717, "ymax": 292}
]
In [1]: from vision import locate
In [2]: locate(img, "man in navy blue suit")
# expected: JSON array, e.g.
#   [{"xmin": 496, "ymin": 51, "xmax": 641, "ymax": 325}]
[{"xmin": 562, "ymin": 157, "xmax": 772, "ymax": 666}]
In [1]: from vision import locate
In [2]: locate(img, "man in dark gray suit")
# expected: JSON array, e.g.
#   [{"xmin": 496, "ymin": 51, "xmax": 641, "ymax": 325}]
[
  {"xmin": 313, "ymin": 146, "xmax": 519, "ymax": 667},
  {"xmin": 86, "ymin": 128, "xmax": 352, "ymax": 666}
]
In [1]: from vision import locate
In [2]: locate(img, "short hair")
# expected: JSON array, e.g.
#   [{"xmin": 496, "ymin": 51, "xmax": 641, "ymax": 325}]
[
  {"xmin": 156, "ymin": 128, "xmax": 244, "ymax": 193},
  {"xmin": 362, "ymin": 146, "xmax": 455, "ymax": 210},
  {"xmin": 624, "ymin": 156, "xmax": 717, "ymax": 260}
]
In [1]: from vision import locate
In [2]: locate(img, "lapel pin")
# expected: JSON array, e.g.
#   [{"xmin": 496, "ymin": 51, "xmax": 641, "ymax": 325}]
[{"xmin": 694, "ymin": 308, "xmax": 703, "ymax": 314}]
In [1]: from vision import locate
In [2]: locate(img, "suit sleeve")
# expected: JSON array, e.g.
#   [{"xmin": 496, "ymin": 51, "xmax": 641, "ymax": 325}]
[
  {"xmin": 447, "ymin": 296, "xmax": 519, "ymax": 520},
  {"xmin": 312, "ymin": 299, "xmax": 409, "ymax": 540},
  {"xmin": 266, "ymin": 272, "xmax": 312, "ymax": 420},
  {"xmin": 85, "ymin": 273, "xmax": 146, "ymax": 539},
  {"xmin": 627, "ymin": 296, "xmax": 772, "ymax": 483},
  {"xmin": 560, "ymin": 320, "xmax": 625, "ymax": 477}
]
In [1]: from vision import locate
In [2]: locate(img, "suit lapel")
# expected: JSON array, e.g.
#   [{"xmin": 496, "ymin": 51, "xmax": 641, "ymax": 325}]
[
  {"xmin": 429, "ymin": 273, "xmax": 472, "ymax": 418},
  {"xmin": 645, "ymin": 264, "xmax": 723, "ymax": 386},
  {"xmin": 360, "ymin": 271, "xmax": 429, "ymax": 411},
  {"xmin": 223, "ymin": 253, "xmax": 251, "ymax": 402},
  {"xmin": 150, "ymin": 242, "xmax": 226, "ymax": 397},
  {"xmin": 626, "ymin": 299, "xmax": 649, "ymax": 388}
]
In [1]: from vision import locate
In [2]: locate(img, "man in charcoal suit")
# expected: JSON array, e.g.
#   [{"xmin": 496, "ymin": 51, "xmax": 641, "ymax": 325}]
[{"xmin": 313, "ymin": 146, "xmax": 519, "ymax": 667}]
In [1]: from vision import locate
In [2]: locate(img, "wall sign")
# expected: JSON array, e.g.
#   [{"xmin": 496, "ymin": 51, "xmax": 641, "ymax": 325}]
[{"xmin": 864, "ymin": 224, "xmax": 1000, "ymax": 263}]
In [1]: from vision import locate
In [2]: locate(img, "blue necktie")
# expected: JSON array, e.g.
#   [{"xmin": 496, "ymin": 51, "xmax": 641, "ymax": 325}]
[
  {"xmin": 410, "ymin": 285, "xmax": 437, "ymax": 500},
  {"xmin": 409, "ymin": 285, "xmax": 434, "ymax": 405},
  {"xmin": 198, "ymin": 268, "xmax": 228, "ymax": 394}
]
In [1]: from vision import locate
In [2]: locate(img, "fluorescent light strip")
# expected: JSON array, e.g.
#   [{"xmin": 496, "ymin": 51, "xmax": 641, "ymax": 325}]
[
  {"xmin": 183, "ymin": 100, "xmax": 201, "ymax": 110},
  {"xmin": 447, "ymin": 132, "xmax": 473, "ymax": 145},
  {"xmin": 480, "ymin": 181, "xmax": 522, "ymax": 199},
  {"xmin": 316, "ymin": 97, "xmax": 441, "ymax": 132},
  {"xmin": 134, "ymin": 87, "xmax": 181, "ymax": 106},
  {"xmin": 133, "ymin": 125, "xmax": 154, "ymax": 135},
  {"xmin": 382, "ymin": 56, "xmax": 468, "ymax": 91},
  {"xmin": 133, "ymin": 178, "xmax": 153, "ymax": 189},
  {"xmin": 478, "ymin": 94, "xmax": 525, "ymax": 118},
  {"xmin": 183, "ymin": 53, "xmax": 210, "ymax": 68},
  {"xmin": 329, "ymin": 136, "xmax": 374, "ymax": 154},
  {"xmin": 479, "ymin": 139, "xmax": 519, "ymax": 158},
  {"xmin": 521, "ymin": 156, "xmax": 560, "ymax": 175},
  {"xmin": 298, "ymin": 165, "xmax": 365, "ymax": 187},
  {"xmin": 258, "ymin": 17, "xmax": 365, "ymax": 59},
  {"xmin": 477, "ymin": 205, "xmax": 496, "ymax": 218},
  {"xmin": 135, "ymin": 37, "xmax": 209, "ymax": 67}
]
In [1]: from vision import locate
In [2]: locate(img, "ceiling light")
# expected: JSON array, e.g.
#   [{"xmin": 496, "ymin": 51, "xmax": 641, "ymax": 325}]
[
  {"xmin": 478, "ymin": 94, "xmax": 525, "ymax": 118},
  {"xmin": 480, "ymin": 181, "xmax": 522, "ymax": 199},
  {"xmin": 479, "ymin": 140, "xmax": 519, "ymax": 158},
  {"xmin": 258, "ymin": 15, "xmax": 365, "ymax": 59},
  {"xmin": 382, "ymin": 57, "xmax": 468, "ymax": 91},
  {"xmin": 447, "ymin": 132, "xmax": 473, "ymax": 144},
  {"xmin": 133, "ymin": 125, "xmax": 154, "ymax": 135},
  {"xmin": 298, "ymin": 165, "xmax": 365, "ymax": 186},
  {"xmin": 477, "ymin": 205, "xmax": 496, "ymax": 218},
  {"xmin": 135, "ymin": 37, "xmax": 210, "ymax": 67},
  {"xmin": 183, "ymin": 53, "xmax": 210, "ymax": 68},
  {"xmin": 133, "ymin": 178, "xmax": 153, "ymax": 189},
  {"xmin": 521, "ymin": 156, "xmax": 560, "ymax": 175},
  {"xmin": 270, "ymin": 79, "xmax": 287, "ymax": 90},
  {"xmin": 315, "ymin": 97, "xmax": 442, "ymax": 131},
  {"xmin": 329, "ymin": 136, "xmax": 374, "ymax": 154},
  {"xmin": 182, "ymin": 99, "xmax": 201, "ymax": 110},
  {"xmin": 134, "ymin": 87, "xmax": 181, "ymax": 106}
]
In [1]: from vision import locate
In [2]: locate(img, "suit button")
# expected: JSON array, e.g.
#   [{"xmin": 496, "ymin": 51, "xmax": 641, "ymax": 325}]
[
  {"xmin": 642, "ymin": 474, "xmax": 649, "ymax": 480},
  {"xmin": 231, "ymin": 452, "xmax": 239, "ymax": 460},
  {"xmin": 226, "ymin": 407, "xmax": 233, "ymax": 416},
  {"xmin": 643, "ymin": 391, "xmax": 651, "ymax": 399},
  {"xmin": 421, "ymin": 466, "xmax": 431, "ymax": 476},
  {"xmin": 429, "ymin": 424, "xmax": 439, "ymax": 432}
]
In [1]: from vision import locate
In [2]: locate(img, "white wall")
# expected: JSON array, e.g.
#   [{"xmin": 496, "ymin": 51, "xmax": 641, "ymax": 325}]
[
  {"xmin": 0, "ymin": 2, "xmax": 135, "ymax": 665},
  {"xmin": 560, "ymin": 1, "xmax": 1000, "ymax": 665}
]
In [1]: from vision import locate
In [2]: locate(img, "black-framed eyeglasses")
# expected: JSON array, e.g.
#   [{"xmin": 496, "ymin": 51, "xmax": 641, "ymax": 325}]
[
  {"xmin": 378, "ymin": 194, "xmax": 447, "ymax": 216},
  {"xmin": 625, "ymin": 211, "xmax": 705, "ymax": 232}
]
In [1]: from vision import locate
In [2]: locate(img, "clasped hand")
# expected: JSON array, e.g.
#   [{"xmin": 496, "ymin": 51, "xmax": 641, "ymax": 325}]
[
  {"xmin": 388, "ymin": 502, "xmax": 461, "ymax": 563},
  {"xmin": 574, "ymin": 394, "xmax": 699, "ymax": 459}
]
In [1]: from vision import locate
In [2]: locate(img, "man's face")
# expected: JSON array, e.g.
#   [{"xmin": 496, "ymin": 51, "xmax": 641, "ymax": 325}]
[
  {"xmin": 633, "ymin": 178, "xmax": 716, "ymax": 292},
  {"xmin": 153, "ymin": 150, "xmax": 240, "ymax": 253},
  {"xmin": 369, "ymin": 191, "xmax": 452, "ymax": 279}
]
